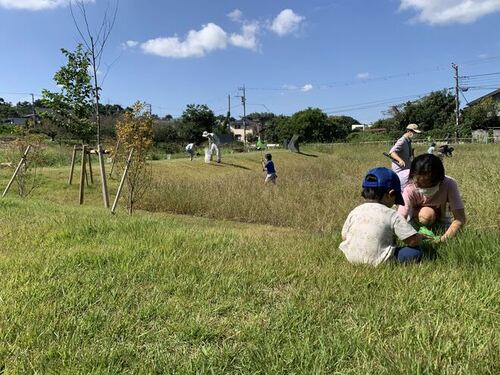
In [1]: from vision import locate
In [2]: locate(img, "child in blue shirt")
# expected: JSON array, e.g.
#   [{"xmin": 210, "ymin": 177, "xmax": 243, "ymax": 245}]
[{"xmin": 262, "ymin": 153, "xmax": 277, "ymax": 184}]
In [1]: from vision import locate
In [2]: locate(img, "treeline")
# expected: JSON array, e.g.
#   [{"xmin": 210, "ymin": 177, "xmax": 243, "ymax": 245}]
[{"xmin": 2, "ymin": 91, "xmax": 498, "ymax": 145}]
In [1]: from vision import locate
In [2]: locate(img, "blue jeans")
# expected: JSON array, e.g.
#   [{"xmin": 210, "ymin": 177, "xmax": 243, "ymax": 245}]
[{"xmin": 394, "ymin": 246, "xmax": 423, "ymax": 263}]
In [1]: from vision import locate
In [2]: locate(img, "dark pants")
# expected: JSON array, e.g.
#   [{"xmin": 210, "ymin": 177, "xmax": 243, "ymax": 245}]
[{"xmin": 394, "ymin": 246, "xmax": 423, "ymax": 263}]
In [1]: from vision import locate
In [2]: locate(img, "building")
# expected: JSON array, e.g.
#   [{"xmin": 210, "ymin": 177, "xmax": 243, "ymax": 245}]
[
  {"xmin": 467, "ymin": 88, "xmax": 500, "ymax": 116},
  {"xmin": 3, "ymin": 114, "xmax": 39, "ymax": 126},
  {"xmin": 351, "ymin": 124, "xmax": 366, "ymax": 131},
  {"xmin": 229, "ymin": 119, "xmax": 260, "ymax": 142}
]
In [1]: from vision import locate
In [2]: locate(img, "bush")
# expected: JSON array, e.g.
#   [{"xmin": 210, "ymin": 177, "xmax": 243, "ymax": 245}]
[{"xmin": 346, "ymin": 131, "xmax": 392, "ymax": 143}]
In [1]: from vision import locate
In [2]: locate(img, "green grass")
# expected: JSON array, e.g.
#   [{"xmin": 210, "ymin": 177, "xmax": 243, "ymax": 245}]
[{"xmin": 0, "ymin": 143, "xmax": 499, "ymax": 373}]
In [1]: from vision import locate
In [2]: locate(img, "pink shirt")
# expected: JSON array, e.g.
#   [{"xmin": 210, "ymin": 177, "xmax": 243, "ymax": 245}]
[{"xmin": 398, "ymin": 176, "xmax": 464, "ymax": 219}]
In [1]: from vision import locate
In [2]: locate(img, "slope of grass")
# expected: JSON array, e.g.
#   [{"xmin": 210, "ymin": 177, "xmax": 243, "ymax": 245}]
[
  {"xmin": 0, "ymin": 143, "xmax": 499, "ymax": 373},
  {"xmin": 0, "ymin": 199, "xmax": 498, "ymax": 374}
]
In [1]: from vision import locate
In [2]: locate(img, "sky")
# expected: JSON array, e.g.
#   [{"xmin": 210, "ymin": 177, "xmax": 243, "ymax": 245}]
[{"xmin": 1, "ymin": 0, "xmax": 500, "ymax": 123}]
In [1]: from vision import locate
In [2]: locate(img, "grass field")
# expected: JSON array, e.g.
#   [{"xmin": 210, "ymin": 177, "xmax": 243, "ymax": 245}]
[{"xmin": 0, "ymin": 143, "xmax": 499, "ymax": 373}]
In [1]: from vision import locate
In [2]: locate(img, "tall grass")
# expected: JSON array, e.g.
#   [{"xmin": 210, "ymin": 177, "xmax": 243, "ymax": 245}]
[
  {"xmin": 142, "ymin": 144, "xmax": 500, "ymax": 234},
  {"xmin": 0, "ymin": 143, "xmax": 498, "ymax": 373}
]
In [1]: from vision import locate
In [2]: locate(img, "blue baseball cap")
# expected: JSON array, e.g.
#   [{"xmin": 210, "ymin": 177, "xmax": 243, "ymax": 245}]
[{"xmin": 362, "ymin": 167, "xmax": 405, "ymax": 205}]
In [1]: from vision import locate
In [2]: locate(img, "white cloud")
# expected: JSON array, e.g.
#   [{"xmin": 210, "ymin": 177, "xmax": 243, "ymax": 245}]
[
  {"xmin": 270, "ymin": 9, "xmax": 305, "ymax": 36},
  {"xmin": 282, "ymin": 84, "xmax": 313, "ymax": 92},
  {"xmin": 399, "ymin": 0, "xmax": 500, "ymax": 25},
  {"xmin": 141, "ymin": 23, "xmax": 228, "ymax": 58},
  {"xmin": 301, "ymin": 84, "xmax": 313, "ymax": 92},
  {"xmin": 357, "ymin": 72, "xmax": 371, "ymax": 80},
  {"xmin": 125, "ymin": 40, "xmax": 139, "ymax": 48},
  {"xmin": 136, "ymin": 8, "xmax": 305, "ymax": 59},
  {"xmin": 0, "ymin": 0, "xmax": 93, "ymax": 11},
  {"xmin": 227, "ymin": 9, "xmax": 243, "ymax": 22},
  {"xmin": 229, "ymin": 22, "xmax": 260, "ymax": 50}
]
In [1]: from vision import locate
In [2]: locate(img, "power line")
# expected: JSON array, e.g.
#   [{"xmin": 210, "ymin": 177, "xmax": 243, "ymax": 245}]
[
  {"xmin": 460, "ymin": 71, "xmax": 500, "ymax": 78},
  {"xmin": 460, "ymin": 91, "xmax": 470, "ymax": 105},
  {"xmin": 322, "ymin": 88, "xmax": 452, "ymax": 114}
]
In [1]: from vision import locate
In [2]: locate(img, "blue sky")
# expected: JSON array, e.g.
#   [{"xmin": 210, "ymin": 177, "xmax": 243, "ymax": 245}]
[{"xmin": 1, "ymin": 0, "xmax": 500, "ymax": 123}]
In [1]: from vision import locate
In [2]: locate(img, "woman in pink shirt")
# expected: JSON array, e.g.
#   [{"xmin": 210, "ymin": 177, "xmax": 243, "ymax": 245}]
[{"xmin": 398, "ymin": 154, "xmax": 466, "ymax": 242}]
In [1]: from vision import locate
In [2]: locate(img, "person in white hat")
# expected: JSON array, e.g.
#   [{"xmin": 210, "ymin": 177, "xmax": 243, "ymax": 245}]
[
  {"xmin": 202, "ymin": 131, "xmax": 221, "ymax": 163},
  {"xmin": 388, "ymin": 123, "xmax": 422, "ymax": 190}
]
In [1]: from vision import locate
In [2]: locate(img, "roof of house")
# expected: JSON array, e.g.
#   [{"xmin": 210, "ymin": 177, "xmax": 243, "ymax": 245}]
[
  {"xmin": 467, "ymin": 88, "xmax": 500, "ymax": 106},
  {"xmin": 4, "ymin": 117, "xmax": 27, "ymax": 125}
]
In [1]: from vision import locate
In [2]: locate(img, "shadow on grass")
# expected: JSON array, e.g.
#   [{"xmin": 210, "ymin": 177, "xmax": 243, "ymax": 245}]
[
  {"xmin": 297, "ymin": 151, "xmax": 319, "ymax": 158},
  {"xmin": 219, "ymin": 162, "xmax": 252, "ymax": 170}
]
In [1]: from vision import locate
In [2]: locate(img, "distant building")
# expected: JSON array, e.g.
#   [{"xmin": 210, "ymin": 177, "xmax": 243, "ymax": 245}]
[
  {"xmin": 3, "ymin": 114, "xmax": 39, "ymax": 126},
  {"xmin": 4, "ymin": 117, "xmax": 27, "ymax": 125},
  {"xmin": 467, "ymin": 88, "xmax": 500, "ymax": 116},
  {"xmin": 229, "ymin": 119, "xmax": 260, "ymax": 141},
  {"xmin": 351, "ymin": 124, "xmax": 366, "ymax": 131}
]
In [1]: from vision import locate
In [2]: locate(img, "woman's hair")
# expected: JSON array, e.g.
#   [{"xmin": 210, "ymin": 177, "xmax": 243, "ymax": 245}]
[
  {"xmin": 265, "ymin": 153, "xmax": 272, "ymax": 160},
  {"xmin": 409, "ymin": 154, "xmax": 445, "ymax": 185}
]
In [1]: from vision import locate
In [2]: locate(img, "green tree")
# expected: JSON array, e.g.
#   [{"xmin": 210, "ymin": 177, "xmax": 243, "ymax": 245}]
[
  {"xmin": 327, "ymin": 115, "xmax": 359, "ymax": 142},
  {"xmin": 389, "ymin": 90, "xmax": 455, "ymax": 136},
  {"xmin": 460, "ymin": 98, "xmax": 500, "ymax": 137},
  {"xmin": 41, "ymin": 44, "xmax": 96, "ymax": 142},
  {"xmin": 0, "ymin": 98, "xmax": 15, "ymax": 121},
  {"xmin": 261, "ymin": 115, "xmax": 289, "ymax": 143},
  {"xmin": 178, "ymin": 104, "xmax": 216, "ymax": 142}
]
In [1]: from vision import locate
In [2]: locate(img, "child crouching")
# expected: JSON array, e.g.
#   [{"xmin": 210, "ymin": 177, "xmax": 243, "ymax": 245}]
[{"xmin": 339, "ymin": 167, "xmax": 424, "ymax": 265}]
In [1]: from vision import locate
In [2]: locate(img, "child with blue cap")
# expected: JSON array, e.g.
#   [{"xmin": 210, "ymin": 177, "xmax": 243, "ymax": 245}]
[{"xmin": 339, "ymin": 167, "xmax": 424, "ymax": 265}]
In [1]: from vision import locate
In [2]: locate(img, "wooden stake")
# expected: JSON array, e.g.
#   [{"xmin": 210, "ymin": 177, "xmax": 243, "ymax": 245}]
[
  {"xmin": 111, "ymin": 148, "xmax": 133, "ymax": 214},
  {"xmin": 79, "ymin": 145, "xmax": 86, "ymax": 204},
  {"xmin": 87, "ymin": 150, "xmax": 94, "ymax": 184},
  {"xmin": 98, "ymin": 144, "xmax": 110, "ymax": 208},
  {"xmin": 2, "ymin": 145, "xmax": 31, "ymax": 197},
  {"xmin": 109, "ymin": 139, "xmax": 120, "ymax": 178},
  {"xmin": 68, "ymin": 144, "xmax": 77, "ymax": 185}
]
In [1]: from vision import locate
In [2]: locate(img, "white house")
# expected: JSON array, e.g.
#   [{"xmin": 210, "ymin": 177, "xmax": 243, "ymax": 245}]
[{"xmin": 229, "ymin": 119, "xmax": 259, "ymax": 141}]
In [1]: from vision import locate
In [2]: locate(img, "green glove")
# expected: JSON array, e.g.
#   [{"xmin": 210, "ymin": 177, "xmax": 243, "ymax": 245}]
[{"xmin": 418, "ymin": 226, "xmax": 440, "ymax": 241}]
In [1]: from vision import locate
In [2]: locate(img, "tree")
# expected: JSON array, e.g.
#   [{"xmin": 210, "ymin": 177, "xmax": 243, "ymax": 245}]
[
  {"xmin": 0, "ymin": 98, "xmax": 15, "ymax": 121},
  {"xmin": 388, "ymin": 90, "xmax": 455, "ymax": 136},
  {"xmin": 327, "ymin": 115, "xmax": 359, "ymax": 142},
  {"xmin": 41, "ymin": 44, "xmax": 96, "ymax": 142},
  {"xmin": 178, "ymin": 104, "xmax": 216, "ymax": 143},
  {"xmin": 460, "ymin": 98, "xmax": 500, "ymax": 137},
  {"xmin": 261, "ymin": 115, "xmax": 289, "ymax": 142},
  {"xmin": 115, "ymin": 101, "xmax": 153, "ymax": 214},
  {"xmin": 6, "ymin": 126, "xmax": 46, "ymax": 197},
  {"xmin": 70, "ymin": 0, "xmax": 119, "ymax": 145}
]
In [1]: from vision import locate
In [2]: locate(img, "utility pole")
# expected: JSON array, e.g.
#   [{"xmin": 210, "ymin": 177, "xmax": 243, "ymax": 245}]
[
  {"xmin": 30, "ymin": 93, "xmax": 36, "ymax": 126},
  {"xmin": 227, "ymin": 94, "xmax": 231, "ymax": 131},
  {"xmin": 145, "ymin": 103, "xmax": 152, "ymax": 116},
  {"xmin": 452, "ymin": 63, "xmax": 460, "ymax": 142},
  {"xmin": 237, "ymin": 85, "xmax": 247, "ymax": 144}
]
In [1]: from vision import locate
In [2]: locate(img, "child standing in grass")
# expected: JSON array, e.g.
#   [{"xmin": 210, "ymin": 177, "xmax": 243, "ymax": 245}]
[
  {"xmin": 339, "ymin": 167, "xmax": 424, "ymax": 265},
  {"xmin": 262, "ymin": 153, "xmax": 277, "ymax": 184},
  {"xmin": 398, "ymin": 154, "xmax": 465, "ymax": 243}
]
